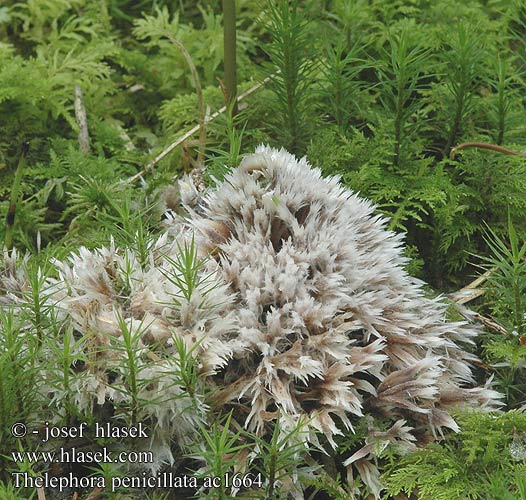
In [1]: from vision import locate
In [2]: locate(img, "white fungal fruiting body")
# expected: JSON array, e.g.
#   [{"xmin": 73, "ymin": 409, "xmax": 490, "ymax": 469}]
[
  {"xmin": 37, "ymin": 234, "xmax": 239, "ymax": 471},
  {"xmin": 184, "ymin": 146, "xmax": 501, "ymax": 496},
  {"xmin": 0, "ymin": 146, "xmax": 502, "ymax": 498}
]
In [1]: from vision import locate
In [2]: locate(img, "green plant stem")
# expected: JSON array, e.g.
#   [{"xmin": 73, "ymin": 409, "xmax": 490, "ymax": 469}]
[
  {"xmin": 6, "ymin": 321, "xmax": 23, "ymax": 417},
  {"xmin": 267, "ymin": 448, "xmax": 277, "ymax": 499},
  {"xmin": 284, "ymin": 14, "xmax": 301, "ymax": 154},
  {"xmin": 165, "ymin": 33, "xmax": 206, "ymax": 166},
  {"xmin": 394, "ymin": 78, "xmax": 404, "ymax": 166},
  {"xmin": 263, "ymin": 0, "xmax": 315, "ymax": 154},
  {"xmin": 117, "ymin": 315, "xmax": 140, "ymax": 426},
  {"xmin": 497, "ymin": 89, "xmax": 505, "ymax": 146},
  {"xmin": 4, "ymin": 143, "xmax": 28, "ymax": 250},
  {"xmin": 445, "ymin": 91, "xmax": 465, "ymax": 155},
  {"xmin": 223, "ymin": 0, "xmax": 238, "ymax": 115},
  {"xmin": 514, "ymin": 278, "xmax": 522, "ymax": 334}
]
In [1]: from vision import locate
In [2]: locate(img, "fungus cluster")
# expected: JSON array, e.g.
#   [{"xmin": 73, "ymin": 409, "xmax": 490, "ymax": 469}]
[{"xmin": 0, "ymin": 146, "xmax": 500, "ymax": 498}]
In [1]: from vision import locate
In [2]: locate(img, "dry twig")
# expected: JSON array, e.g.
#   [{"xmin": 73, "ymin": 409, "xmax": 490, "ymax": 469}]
[
  {"xmin": 454, "ymin": 303, "xmax": 508, "ymax": 335},
  {"xmin": 85, "ymin": 487, "xmax": 104, "ymax": 500},
  {"xmin": 450, "ymin": 141, "xmax": 526, "ymax": 160},
  {"xmin": 123, "ymin": 75, "xmax": 275, "ymax": 185},
  {"xmin": 448, "ymin": 268, "xmax": 494, "ymax": 304},
  {"xmin": 449, "ymin": 267, "xmax": 508, "ymax": 335},
  {"xmin": 74, "ymin": 85, "xmax": 90, "ymax": 155}
]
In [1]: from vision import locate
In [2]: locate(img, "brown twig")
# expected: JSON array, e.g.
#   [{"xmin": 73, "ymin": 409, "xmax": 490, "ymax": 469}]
[
  {"xmin": 449, "ymin": 267, "xmax": 508, "ymax": 335},
  {"xmin": 217, "ymin": 76, "xmax": 228, "ymax": 105},
  {"xmin": 37, "ymin": 487, "xmax": 46, "ymax": 500},
  {"xmin": 123, "ymin": 74, "xmax": 275, "ymax": 186},
  {"xmin": 448, "ymin": 268, "xmax": 494, "ymax": 305},
  {"xmin": 85, "ymin": 488, "xmax": 104, "ymax": 500},
  {"xmin": 74, "ymin": 86, "xmax": 90, "ymax": 155},
  {"xmin": 454, "ymin": 303, "xmax": 508, "ymax": 335},
  {"xmin": 450, "ymin": 141, "xmax": 526, "ymax": 160}
]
